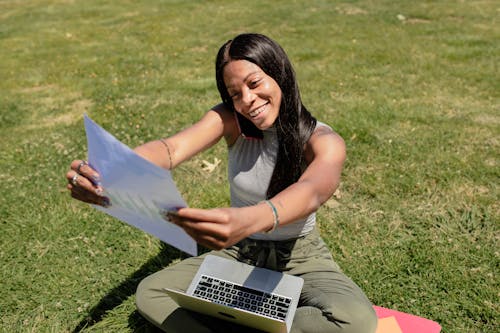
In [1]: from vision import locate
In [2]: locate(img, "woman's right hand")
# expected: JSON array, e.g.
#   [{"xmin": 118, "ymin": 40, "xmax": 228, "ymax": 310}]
[{"xmin": 66, "ymin": 160, "xmax": 110, "ymax": 207}]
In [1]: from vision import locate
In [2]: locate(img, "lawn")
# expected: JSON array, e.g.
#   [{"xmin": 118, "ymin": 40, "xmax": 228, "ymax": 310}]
[{"xmin": 0, "ymin": 0, "xmax": 498, "ymax": 332}]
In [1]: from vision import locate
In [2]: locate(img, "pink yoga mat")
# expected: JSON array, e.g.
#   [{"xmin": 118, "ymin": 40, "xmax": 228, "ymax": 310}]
[{"xmin": 374, "ymin": 306, "xmax": 442, "ymax": 333}]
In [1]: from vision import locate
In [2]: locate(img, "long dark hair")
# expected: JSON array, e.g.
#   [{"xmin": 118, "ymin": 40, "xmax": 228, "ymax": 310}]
[{"xmin": 215, "ymin": 33, "xmax": 317, "ymax": 198}]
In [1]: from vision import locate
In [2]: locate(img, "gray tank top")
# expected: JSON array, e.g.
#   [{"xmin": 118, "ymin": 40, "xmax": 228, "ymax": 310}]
[{"xmin": 228, "ymin": 122, "xmax": 330, "ymax": 240}]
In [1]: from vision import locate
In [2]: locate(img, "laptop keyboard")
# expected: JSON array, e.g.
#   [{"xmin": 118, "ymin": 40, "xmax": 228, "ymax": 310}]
[{"xmin": 193, "ymin": 275, "xmax": 291, "ymax": 321}]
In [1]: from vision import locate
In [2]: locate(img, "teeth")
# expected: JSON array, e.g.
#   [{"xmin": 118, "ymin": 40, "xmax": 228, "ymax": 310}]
[{"xmin": 249, "ymin": 104, "xmax": 266, "ymax": 117}]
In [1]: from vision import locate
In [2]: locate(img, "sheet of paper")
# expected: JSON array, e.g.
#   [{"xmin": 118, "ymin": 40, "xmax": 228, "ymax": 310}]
[{"xmin": 84, "ymin": 114, "xmax": 197, "ymax": 256}]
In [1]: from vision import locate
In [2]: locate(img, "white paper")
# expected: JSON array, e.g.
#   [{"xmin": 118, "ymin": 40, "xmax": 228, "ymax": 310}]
[{"xmin": 84, "ymin": 114, "xmax": 197, "ymax": 256}]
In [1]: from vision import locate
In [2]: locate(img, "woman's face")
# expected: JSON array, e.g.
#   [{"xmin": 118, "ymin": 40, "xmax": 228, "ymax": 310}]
[{"xmin": 223, "ymin": 60, "xmax": 282, "ymax": 130}]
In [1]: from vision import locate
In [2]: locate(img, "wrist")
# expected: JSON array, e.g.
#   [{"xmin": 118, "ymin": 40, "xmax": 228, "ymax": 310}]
[{"xmin": 261, "ymin": 200, "xmax": 279, "ymax": 233}]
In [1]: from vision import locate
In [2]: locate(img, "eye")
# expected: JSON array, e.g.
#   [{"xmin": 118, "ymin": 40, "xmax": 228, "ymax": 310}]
[
  {"xmin": 249, "ymin": 79, "xmax": 261, "ymax": 88},
  {"xmin": 229, "ymin": 91, "xmax": 240, "ymax": 100}
]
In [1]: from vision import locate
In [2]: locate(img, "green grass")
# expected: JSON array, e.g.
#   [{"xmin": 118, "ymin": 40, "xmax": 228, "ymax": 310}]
[{"xmin": 1, "ymin": 0, "xmax": 498, "ymax": 332}]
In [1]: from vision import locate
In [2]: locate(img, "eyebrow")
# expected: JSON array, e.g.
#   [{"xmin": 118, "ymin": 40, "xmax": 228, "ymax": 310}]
[{"xmin": 226, "ymin": 70, "xmax": 261, "ymax": 91}]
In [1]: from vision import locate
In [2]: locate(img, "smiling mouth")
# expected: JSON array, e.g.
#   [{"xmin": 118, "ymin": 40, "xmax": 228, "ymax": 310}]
[{"xmin": 248, "ymin": 103, "xmax": 268, "ymax": 118}]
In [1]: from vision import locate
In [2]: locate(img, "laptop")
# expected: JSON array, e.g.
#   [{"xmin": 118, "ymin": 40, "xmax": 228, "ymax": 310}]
[{"xmin": 163, "ymin": 255, "xmax": 304, "ymax": 333}]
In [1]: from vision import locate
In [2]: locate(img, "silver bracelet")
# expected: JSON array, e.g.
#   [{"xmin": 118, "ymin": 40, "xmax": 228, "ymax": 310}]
[{"xmin": 263, "ymin": 200, "xmax": 279, "ymax": 233}]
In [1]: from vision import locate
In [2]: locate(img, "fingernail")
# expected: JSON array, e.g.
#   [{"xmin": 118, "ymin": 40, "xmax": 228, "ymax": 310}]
[
  {"xmin": 102, "ymin": 197, "xmax": 111, "ymax": 207},
  {"xmin": 91, "ymin": 175, "xmax": 102, "ymax": 186},
  {"xmin": 161, "ymin": 210, "xmax": 178, "ymax": 224},
  {"xmin": 95, "ymin": 187, "xmax": 103, "ymax": 196}
]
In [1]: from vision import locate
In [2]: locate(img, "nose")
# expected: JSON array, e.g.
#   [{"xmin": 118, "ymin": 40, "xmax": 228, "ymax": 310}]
[{"xmin": 241, "ymin": 87, "xmax": 255, "ymax": 106}]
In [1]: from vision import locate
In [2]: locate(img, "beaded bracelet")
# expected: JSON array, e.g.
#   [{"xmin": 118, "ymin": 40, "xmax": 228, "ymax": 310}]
[{"xmin": 263, "ymin": 200, "xmax": 280, "ymax": 233}]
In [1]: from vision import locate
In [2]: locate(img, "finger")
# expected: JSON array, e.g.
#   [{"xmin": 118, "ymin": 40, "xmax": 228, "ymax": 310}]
[
  {"xmin": 176, "ymin": 207, "xmax": 228, "ymax": 223},
  {"xmin": 66, "ymin": 170, "xmax": 105, "ymax": 197},
  {"xmin": 177, "ymin": 219, "xmax": 230, "ymax": 242},
  {"xmin": 162, "ymin": 210, "xmax": 189, "ymax": 223},
  {"xmin": 69, "ymin": 185, "xmax": 100, "ymax": 205},
  {"xmin": 75, "ymin": 160, "xmax": 87, "ymax": 173},
  {"xmin": 184, "ymin": 229, "xmax": 226, "ymax": 250},
  {"xmin": 68, "ymin": 183, "xmax": 111, "ymax": 207},
  {"xmin": 70, "ymin": 160, "xmax": 101, "ymax": 185},
  {"xmin": 161, "ymin": 208, "xmax": 208, "ymax": 224}
]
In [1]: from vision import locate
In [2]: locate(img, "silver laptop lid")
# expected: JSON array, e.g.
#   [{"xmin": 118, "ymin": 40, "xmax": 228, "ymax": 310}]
[
  {"xmin": 188, "ymin": 255, "xmax": 303, "ymax": 296},
  {"xmin": 186, "ymin": 255, "xmax": 303, "ymax": 331}
]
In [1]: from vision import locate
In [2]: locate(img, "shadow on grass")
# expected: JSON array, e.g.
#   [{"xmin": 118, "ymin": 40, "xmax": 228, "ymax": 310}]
[
  {"xmin": 128, "ymin": 310, "xmax": 162, "ymax": 333},
  {"xmin": 72, "ymin": 243, "xmax": 189, "ymax": 333}
]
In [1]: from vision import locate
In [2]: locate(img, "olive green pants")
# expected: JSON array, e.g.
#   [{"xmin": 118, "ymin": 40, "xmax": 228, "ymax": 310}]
[{"xmin": 136, "ymin": 229, "xmax": 377, "ymax": 333}]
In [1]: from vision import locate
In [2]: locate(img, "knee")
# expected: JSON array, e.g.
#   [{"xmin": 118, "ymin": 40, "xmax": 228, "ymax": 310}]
[
  {"xmin": 292, "ymin": 303, "xmax": 377, "ymax": 333},
  {"xmin": 135, "ymin": 273, "xmax": 167, "ymax": 321},
  {"xmin": 135, "ymin": 275, "xmax": 150, "ymax": 313},
  {"xmin": 342, "ymin": 304, "xmax": 378, "ymax": 333},
  {"xmin": 328, "ymin": 301, "xmax": 378, "ymax": 333}
]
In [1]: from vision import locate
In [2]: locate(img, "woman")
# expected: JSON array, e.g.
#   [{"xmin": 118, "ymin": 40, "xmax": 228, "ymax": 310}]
[{"xmin": 67, "ymin": 33, "xmax": 377, "ymax": 333}]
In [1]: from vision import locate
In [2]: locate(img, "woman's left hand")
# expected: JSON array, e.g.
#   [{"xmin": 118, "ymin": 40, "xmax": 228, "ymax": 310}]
[{"xmin": 164, "ymin": 207, "xmax": 266, "ymax": 250}]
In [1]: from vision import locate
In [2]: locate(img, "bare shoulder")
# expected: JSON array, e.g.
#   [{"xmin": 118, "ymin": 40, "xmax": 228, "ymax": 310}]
[
  {"xmin": 210, "ymin": 103, "xmax": 239, "ymax": 145},
  {"xmin": 211, "ymin": 103, "xmax": 232, "ymax": 117},
  {"xmin": 309, "ymin": 124, "xmax": 345, "ymax": 148},
  {"xmin": 305, "ymin": 124, "xmax": 346, "ymax": 163}
]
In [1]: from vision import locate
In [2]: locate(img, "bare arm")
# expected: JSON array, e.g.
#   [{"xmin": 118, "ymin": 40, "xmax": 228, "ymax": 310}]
[
  {"xmin": 134, "ymin": 104, "xmax": 238, "ymax": 169},
  {"xmin": 270, "ymin": 125, "xmax": 346, "ymax": 224},
  {"xmin": 66, "ymin": 104, "xmax": 238, "ymax": 205},
  {"xmin": 171, "ymin": 125, "xmax": 346, "ymax": 249}
]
